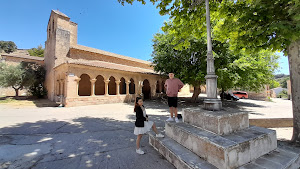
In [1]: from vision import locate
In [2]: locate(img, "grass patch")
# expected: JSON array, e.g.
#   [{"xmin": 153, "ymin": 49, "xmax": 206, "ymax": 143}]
[{"xmin": 0, "ymin": 97, "xmax": 17, "ymax": 103}]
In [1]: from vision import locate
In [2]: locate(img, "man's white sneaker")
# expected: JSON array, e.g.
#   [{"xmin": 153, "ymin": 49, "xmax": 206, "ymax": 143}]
[
  {"xmin": 175, "ymin": 117, "xmax": 180, "ymax": 123},
  {"xmin": 166, "ymin": 117, "xmax": 174, "ymax": 122},
  {"xmin": 156, "ymin": 133, "xmax": 164, "ymax": 138},
  {"xmin": 136, "ymin": 149, "xmax": 145, "ymax": 155}
]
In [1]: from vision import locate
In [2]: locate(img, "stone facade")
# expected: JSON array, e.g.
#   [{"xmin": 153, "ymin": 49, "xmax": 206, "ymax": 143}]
[{"xmin": 44, "ymin": 10, "xmax": 167, "ymax": 107}]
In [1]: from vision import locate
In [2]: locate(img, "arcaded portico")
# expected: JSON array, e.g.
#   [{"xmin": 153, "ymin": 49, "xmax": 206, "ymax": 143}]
[{"xmin": 44, "ymin": 10, "xmax": 166, "ymax": 107}]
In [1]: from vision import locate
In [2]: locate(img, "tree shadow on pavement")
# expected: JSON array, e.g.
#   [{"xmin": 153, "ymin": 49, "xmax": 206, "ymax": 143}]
[{"xmin": 0, "ymin": 117, "xmax": 175, "ymax": 169}]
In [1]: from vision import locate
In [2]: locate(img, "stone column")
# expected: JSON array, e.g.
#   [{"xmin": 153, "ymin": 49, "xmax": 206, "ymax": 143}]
[
  {"xmin": 104, "ymin": 80, "xmax": 110, "ymax": 96},
  {"xmin": 56, "ymin": 80, "xmax": 60, "ymax": 96},
  {"xmin": 60, "ymin": 79, "xmax": 64, "ymax": 96},
  {"xmin": 90, "ymin": 78, "xmax": 96, "ymax": 96},
  {"xmin": 139, "ymin": 81, "xmax": 143, "ymax": 95},
  {"xmin": 126, "ymin": 81, "xmax": 130, "ymax": 95},
  {"xmin": 151, "ymin": 84, "xmax": 156, "ymax": 98},
  {"xmin": 159, "ymin": 80, "xmax": 162, "ymax": 93},
  {"xmin": 75, "ymin": 78, "xmax": 81, "ymax": 97},
  {"xmin": 116, "ymin": 80, "xmax": 121, "ymax": 95},
  {"xmin": 203, "ymin": 0, "xmax": 222, "ymax": 111}
]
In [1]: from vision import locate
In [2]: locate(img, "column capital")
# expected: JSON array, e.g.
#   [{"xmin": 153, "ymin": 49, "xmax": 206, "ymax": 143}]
[
  {"xmin": 125, "ymin": 81, "xmax": 131, "ymax": 85},
  {"xmin": 90, "ymin": 78, "xmax": 97, "ymax": 83},
  {"xmin": 105, "ymin": 80, "xmax": 110, "ymax": 84},
  {"xmin": 115, "ymin": 80, "xmax": 121, "ymax": 84},
  {"xmin": 75, "ymin": 78, "xmax": 81, "ymax": 82}
]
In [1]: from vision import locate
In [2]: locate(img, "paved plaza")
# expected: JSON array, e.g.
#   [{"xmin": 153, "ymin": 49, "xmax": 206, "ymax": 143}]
[{"xmin": 0, "ymin": 96, "xmax": 294, "ymax": 169}]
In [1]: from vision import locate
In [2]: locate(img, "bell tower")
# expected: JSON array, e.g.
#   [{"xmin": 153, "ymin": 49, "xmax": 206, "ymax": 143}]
[{"xmin": 44, "ymin": 10, "xmax": 78, "ymax": 101}]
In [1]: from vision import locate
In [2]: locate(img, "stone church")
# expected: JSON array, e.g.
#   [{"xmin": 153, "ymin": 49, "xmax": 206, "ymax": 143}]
[{"xmin": 44, "ymin": 10, "xmax": 170, "ymax": 107}]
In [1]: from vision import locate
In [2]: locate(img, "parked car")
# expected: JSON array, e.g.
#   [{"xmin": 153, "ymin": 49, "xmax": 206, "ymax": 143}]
[
  {"xmin": 220, "ymin": 92, "xmax": 239, "ymax": 101},
  {"xmin": 233, "ymin": 91, "xmax": 248, "ymax": 99}
]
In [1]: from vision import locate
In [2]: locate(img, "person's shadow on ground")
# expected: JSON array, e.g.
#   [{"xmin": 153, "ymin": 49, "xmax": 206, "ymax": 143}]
[{"xmin": 0, "ymin": 116, "xmax": 175, "ymax": 169}]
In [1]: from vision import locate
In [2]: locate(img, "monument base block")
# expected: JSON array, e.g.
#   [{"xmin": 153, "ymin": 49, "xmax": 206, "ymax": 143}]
[{"xmin": 204, "ymin": 98, "xmax": 222, "ymax": 111}]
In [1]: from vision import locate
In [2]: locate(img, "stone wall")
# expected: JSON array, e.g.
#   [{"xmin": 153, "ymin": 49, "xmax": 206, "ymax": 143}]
[{"xmin": 0, "ymin": 56, "xmax": 44, "ymax": 66}]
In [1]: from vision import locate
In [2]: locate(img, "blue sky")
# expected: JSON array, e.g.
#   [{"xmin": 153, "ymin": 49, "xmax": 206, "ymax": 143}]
[{"xmin": 0, "ymin": 0, "xmax": 289, "ymax": 75}]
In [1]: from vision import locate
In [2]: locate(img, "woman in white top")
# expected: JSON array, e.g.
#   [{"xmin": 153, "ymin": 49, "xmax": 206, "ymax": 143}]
[{"xmin": 134, "ymin": 97, "xmax": 164, "ymax": 155}]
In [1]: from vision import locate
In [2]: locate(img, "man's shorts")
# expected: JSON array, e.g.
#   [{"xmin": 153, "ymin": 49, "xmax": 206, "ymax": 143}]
[{"xmin": 168, "ymin": 97, "xmax": 178, "ymax": 108}]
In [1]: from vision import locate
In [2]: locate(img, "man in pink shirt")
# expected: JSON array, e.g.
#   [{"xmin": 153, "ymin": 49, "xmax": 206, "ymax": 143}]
[{"xmin": 164, "ymin": 72, "xmax": 184, "ymax": 123}]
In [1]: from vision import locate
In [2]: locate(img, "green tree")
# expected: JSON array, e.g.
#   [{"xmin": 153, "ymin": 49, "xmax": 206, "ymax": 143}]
[
  {"xmin": 0, "ymin": 63, "xmax": 35, "ymax": 96},
  {"xmin": 270, "ymin": 80, "xmax": 280, "ymax": 89},
  {"xmin": 118, "ymin": 0, "xmax": 300, "ymax": 142},
  {"xmin": 152, "ymin": 33, "xmax": 207, "ymax": 102},
  {"xmin": 28, "ymin": 45, "xmax": 44, "ymax": 57},
  {"xmin": 25, "ymin": 62, "xmax": 48, "ymax": 98},
  {"xmin": 278, "ymin": 90, "xmax": 288, "ymax": 98},
  {"xmin": 152, "ymin": 31, "xmax": 279, "ymax": 102},
  {"xmin": 0, "ymin": 41, "xmax": 17, "ymax": 54}
]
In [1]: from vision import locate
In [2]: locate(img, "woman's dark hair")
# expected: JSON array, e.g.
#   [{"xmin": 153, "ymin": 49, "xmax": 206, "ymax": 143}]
[{"xmin": 134, "ymin": 97, "xmax": 143, "ymax": 112}]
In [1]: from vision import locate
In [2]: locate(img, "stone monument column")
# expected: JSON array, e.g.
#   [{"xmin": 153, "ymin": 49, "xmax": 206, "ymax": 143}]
[{"xmin": 203, "ymin": 0, "xmax": 222, "ymax": 110}]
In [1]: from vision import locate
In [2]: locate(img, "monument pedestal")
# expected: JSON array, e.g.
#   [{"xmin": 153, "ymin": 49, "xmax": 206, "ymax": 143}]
[
  {"xmin": 204, "ymin": 99, "xmax": 222, "ymax": 111},
  {"xmin": 149, "ymin": 108, "xmax": 300, "ymax": 168}
]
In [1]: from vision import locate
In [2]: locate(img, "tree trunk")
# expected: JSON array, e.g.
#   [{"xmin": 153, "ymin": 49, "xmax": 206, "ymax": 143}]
[
  {"xmin": 14, "ymin": 89, "xmax": 19, "ymax": 97},
  {"xmin": 288, "ymin": 40, "xmax": 300, "ymax": 143},
  {"xmin": 191, "ymin": 86, "xmax": 201, "ymax": 103}
]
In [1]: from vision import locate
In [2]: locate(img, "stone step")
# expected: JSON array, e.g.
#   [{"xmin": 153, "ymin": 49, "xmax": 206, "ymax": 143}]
[
  {"xmin": 240, "ymin": 148, "xmax": 300, "ymax": 169},
  {"xmin": 148, "ymin": 132, "xmax": 218, "ymax": 169},
  {"xmin": 165, "ymin": 122, "xmax": 277, "ymax": 169},
  {"xmin": 183, "ymin": 108, "xmax": 249, "ymax": 135},
  {"xmin": 149, "ymin": 132, "xmax": 300, "ymax": 169}
]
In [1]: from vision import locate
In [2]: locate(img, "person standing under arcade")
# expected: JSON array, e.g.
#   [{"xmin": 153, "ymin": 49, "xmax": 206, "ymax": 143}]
[{"xmin": 164, "ymin": 72, "xmax": 184, "ymax": 123}]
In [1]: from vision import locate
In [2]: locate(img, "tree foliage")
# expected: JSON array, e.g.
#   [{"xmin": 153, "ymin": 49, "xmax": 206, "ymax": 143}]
[
  {"xmin": 28, "ymin": 45, "xmax": 44, "ymax": 57},
  {"xmin": 0, "ymin": 41, "xmax": 17, "ymax": 54},
  {"xmin": 216, "ymin": 0, "xmax": 300, "ymax": 54},
  {"xmin": 152, "ymin": 30, "xmax": 279, "ymax": 101},
  {"xmin": 0, "ymin": 63, "xmax": 35, "ymax": 96},
  {"xmin": 0, "ymin": 62, "xmax": 47, "ymax": 97}
]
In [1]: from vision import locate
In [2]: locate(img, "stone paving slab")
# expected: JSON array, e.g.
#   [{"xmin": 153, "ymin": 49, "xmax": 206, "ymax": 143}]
[{"xmin": 0, "ymin": 98, "xmax": 296, "ymax": 169}]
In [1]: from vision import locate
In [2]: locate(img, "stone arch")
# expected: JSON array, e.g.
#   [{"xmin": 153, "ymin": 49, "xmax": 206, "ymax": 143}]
[
  {"xmin": 95, "ymin": 75, "xmax": 105, "ymax": 95},
  {"xmin": 142, "ymin": 79, "xmax": 151, "ymax": 99},
  {"xmin": 79, "ymin": 74, "xmax": 91, "ymax": 96},
  {"xmin": 120, "ymin": 77, "xmax": 126, "ymax": 95},
  {"xmin": 156, "ymin": 81, "xmax": 160, "ymax": 93},
  {"xmin": 129, "ymin": 78, "xmax": 135, "ymax": 94},
  {"xmin": 108, "ymin": 76, "xmax": 116, "ymax": 95}
]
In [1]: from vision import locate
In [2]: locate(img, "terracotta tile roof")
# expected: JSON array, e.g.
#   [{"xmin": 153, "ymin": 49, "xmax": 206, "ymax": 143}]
[
  {"xmin": 66, "ymin": 59, "xmax": 157, "ymax": 74},
  {"xmin": 1, "ymin": 53, "xmax": 44, "ymax": 61},
  {"xmin": 70, "ymin": 45, "xmax": 151, "ymax": 65}
]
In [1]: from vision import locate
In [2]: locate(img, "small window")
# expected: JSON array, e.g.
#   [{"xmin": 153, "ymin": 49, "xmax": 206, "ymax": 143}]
[{"xmin": 52, "ymin": 20, "xmax": 54, "ymax": 32}]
